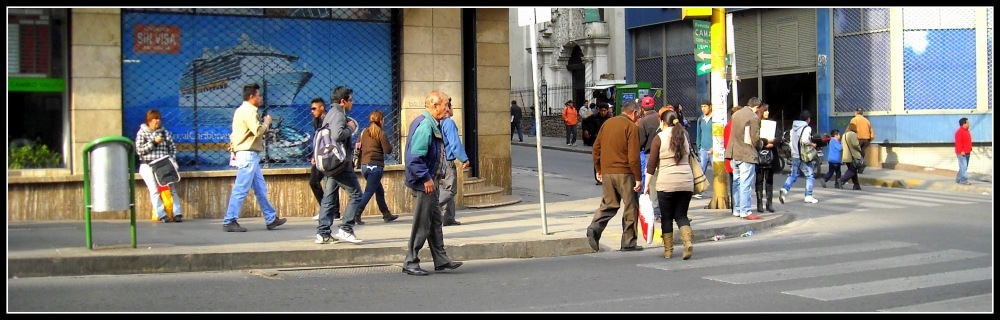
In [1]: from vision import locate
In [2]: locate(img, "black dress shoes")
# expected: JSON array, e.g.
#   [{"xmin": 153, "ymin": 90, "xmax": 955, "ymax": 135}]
[
  {"xmin": 402, "ymin": 267, "xmax": 429, "ymax": 276},
  {"xmin": 444, "ymin": 220, "xmax": 462, "ymax": 226},
  {"xmin": 620, "ymin": 246, "xmax": 644, "ymax": 252},
  {"xmin": 434, "ymin": 262, "xmax": 463, "ymax": 271}
]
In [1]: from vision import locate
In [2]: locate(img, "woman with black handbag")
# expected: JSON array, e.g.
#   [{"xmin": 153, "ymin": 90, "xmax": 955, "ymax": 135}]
[
  {"xmin": 754, "ymin": 104, "xmax": 780, "ymax": 213},
  {"xmin": 135, "ymin": 109, "xmax": 184, "ymax": 223},
  {"xmin": 838, "ymin": 123, "xmax": 863, "ymax": 190}
]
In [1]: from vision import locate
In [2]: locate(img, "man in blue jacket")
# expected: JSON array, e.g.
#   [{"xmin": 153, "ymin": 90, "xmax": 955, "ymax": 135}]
[
  {"xmin": 694, "ymin": 99, "xmax": 714, "ymax": 199},
  {"xmin": 439, "ymin": 97, "xmax": 470, "ymax": 226},
  {"xmin": 821, "ymin": 129, "xmax": 843, "ymax": 188},
  {"xmin": 401, "ymin": 90, "xmax": 463, "ymax": 276}
]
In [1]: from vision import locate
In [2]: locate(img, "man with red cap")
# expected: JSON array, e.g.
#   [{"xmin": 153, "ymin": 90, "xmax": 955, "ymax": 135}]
[{"xmin": 636, "ymin": 96, "xmax": 660, "ymax": 192}]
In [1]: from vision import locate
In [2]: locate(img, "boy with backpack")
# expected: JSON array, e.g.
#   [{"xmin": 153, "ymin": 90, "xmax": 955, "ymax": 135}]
[{"xmin": 314, "ymin": 86, "xmax": 365, "ymax": 245}]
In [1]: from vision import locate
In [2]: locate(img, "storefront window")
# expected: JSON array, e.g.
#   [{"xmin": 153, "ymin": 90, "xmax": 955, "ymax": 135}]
[{"xmin": 8, "ymin": 8, "xmax": 68, "ymax": 169}]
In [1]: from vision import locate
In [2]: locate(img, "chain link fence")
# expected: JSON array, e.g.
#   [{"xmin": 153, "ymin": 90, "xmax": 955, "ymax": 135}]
[
  {"xmin": 988, "ymin": 7, "xmax": 994, "ymax": 111},
  {"xmin": 633, "ymin": 22, "xmax": 700, "ymax": 119},
  {"xmin": 833, "ymin": 8, "xmax": 891, "ymax": 114},
  {"xmin": 901, "ymin": 7, "xmax": 979, "ymax": 111},
  {"xmin": 121, "ymin": 8, "xmax": 400, "ymax": 171}
]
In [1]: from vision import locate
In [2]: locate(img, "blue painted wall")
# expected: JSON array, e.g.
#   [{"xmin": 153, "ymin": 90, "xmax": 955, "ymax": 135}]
[
  {"xmin": 828, "ymin": 114, "xmax": 992, "ymax": 144},
  {"xmin": 816, "ymin": 9, "xmax": 832, "ymax": 136}
]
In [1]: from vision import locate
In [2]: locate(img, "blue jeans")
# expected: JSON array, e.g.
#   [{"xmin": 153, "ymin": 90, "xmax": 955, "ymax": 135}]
[
  {"xmin": 698, "ymin": 148, "xmax": 712, "ymax": 174},
  {"xmin": 223, "ymin": 151, "xmax": 278, "ymax": 225},
  {"xmin": 359, "ymin": 164, "xmax": 390, "ymax": 217},
  {"xmin": 639, "ymin": 152, "xmax": 649, "ymax": 187},
  {"xmin": 732, "ymin": 160, "xmax": 756, "ymax": 216},
  {"xmin": 956, "ymin": 154, "xmax": 970, "ymax": 183},
  {"xmin": 318, "ymin": 168, "xmax": 363, "ymax": 235},
  {"xmin": 782, "ymin": 158, "xmax": 815, "ymax": 197}
]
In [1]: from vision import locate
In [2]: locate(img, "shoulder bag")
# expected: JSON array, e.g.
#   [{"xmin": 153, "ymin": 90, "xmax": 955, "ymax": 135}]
[
  {"xmin": 798, "ymin": 126, "xmax": 818, "ymax": 163},
  {"xmin": 685, "ymin": 132, "xmax": 709, "ymax": 194},
  {"xmin": 852, "ymin": 155, "xmax": 867, "ymax": 174},
  {"xmin": 353, "ymin": 129, "xmax": 364, "ymax": 170}
]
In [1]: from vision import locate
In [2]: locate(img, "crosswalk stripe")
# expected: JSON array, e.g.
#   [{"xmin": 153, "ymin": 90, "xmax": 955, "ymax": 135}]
[
  {"xmin": 638, "ymin": 240, "xmax": 916, "ymax": 271},
  {"xmin": 851, "ymin": 194, "xmax": 940, "ymax": 206},
  {"xmin": 877, "ymin": 293, "xmax": 993, "ymax": 312},
  {"xmin": 864, "ymin": 191, "xmax": 969, "ymax": 205},
  {"xmin": 704, "ymin": 249, "xmax": 988, "ymax": 284},
  {"xmin": 783, "ymin": 267, "xmax": 992, "ymax": 301},
  {"xmin": 816, "ymin": 198, "xmax": 905, "ymax": 208}
]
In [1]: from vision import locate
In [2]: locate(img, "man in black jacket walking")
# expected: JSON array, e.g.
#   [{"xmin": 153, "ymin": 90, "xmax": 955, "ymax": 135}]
[{"xmin": 510, "ymin": 100, "xmax": 523, "ymax": 142}]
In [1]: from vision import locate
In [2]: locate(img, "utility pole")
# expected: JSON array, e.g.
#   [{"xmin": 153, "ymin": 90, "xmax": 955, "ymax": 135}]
[{"xmin": 683, "ymin": 8, "xmax": 731, "ymax": 209}]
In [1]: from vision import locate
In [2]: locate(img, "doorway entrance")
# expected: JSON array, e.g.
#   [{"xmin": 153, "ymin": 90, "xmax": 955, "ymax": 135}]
[
  {"xmin": 568, "ymin": 45, "xmax": 585, "ymax": 109},
  {"xmin": 761, "ymin": 72, "xmax": 817, "ymax": 135}
]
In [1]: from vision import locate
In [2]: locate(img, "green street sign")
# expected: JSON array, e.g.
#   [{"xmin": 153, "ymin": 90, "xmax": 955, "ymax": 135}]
[
  {"xmin": 695, "ymin": 44, "xmax": 711, "ymax": 62},
  {"xmin": 693, "ymin": 19, "xmax": 711, "ymax": 62},
  {"xmin": 8, "ymin": 77, "xmax": 66, "ymax": 92},
  {"xmin": 697, "ymin": 62, "xmax": 712, "ymax": 75}
]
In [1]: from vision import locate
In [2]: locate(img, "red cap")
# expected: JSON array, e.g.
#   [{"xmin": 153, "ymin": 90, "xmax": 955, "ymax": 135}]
[{"xmin": 641, "ymin": 96, "xmax": 655, "ymax": 107}]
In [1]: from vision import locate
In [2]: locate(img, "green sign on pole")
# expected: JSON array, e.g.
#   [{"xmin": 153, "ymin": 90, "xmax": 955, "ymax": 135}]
[
  {"xmin": 8, "ymin": 78, "xmax": 66, "ymax": 92},
  {"xmin": 696, "ymin": 62, "xmax": 712, "ymax": 75},
  {"xmin": 693, "ymin": 19, "xmax": 711, "ymax": 63}
]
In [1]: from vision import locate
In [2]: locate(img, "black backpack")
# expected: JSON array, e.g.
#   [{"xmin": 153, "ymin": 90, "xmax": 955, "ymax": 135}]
[{"xmin": 758, "ymin": 149, "xmax": 774, "ymax": 168}]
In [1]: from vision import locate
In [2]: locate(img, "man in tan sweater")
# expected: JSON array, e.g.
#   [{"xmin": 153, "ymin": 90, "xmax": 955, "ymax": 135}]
[
  {"xmin": 587, "ymin": 100, "xmax": 644, "ymax": 252},
  {"xmin": 222, "ymin": 82, "xmax": 286, "ymax": 232}
]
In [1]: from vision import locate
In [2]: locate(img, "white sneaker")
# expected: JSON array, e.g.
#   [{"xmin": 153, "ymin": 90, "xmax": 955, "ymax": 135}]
[
  {"xmin": 336, "ymin": 229, "xmax": 363, "ymax": 244},
  {"xmin": 779, "ymin": 188, "xmax": 787, "ymax": 204},
  {"xmin": 312, "ymin": 214, "xmax": 320, "ymax": 220},
  {"xmin": 315, "ymin": 234, "xmax": 337, "ymax": 244},
  {"xmin": 804, "ymin": 196, "xmax": 819, "ymax": 204},
  {"xmin": 692, "ymin": 193, "xmax": 704, "ymax": 199}
]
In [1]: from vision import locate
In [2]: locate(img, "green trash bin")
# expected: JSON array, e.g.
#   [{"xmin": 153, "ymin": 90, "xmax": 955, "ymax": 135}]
[{"xmin": 83, "ymin": 136, "xmax": 138, "ymax": 249}]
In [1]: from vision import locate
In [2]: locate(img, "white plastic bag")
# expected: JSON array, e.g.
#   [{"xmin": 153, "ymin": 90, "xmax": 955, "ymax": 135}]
[{"xmin": 637, "ymin": 193, "xmax": 655, "ymax": 245}]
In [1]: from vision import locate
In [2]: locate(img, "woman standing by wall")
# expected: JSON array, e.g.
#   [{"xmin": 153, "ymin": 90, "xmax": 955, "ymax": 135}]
[
  {"xmin": 644, "ymin": 110, "xmax": 695, "ymax": 260},
  {"xmin": 135, "ymin": 109, "xmax": 183, "ymax": 223},
  {"xmin": 356, "ymin": 110, "xmax": 399, "ymax": 224}
]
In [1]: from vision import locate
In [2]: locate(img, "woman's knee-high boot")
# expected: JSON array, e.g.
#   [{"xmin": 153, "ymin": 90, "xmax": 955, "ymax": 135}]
[
  {"xmin": 661, "ymin": 232, "xmax": 673, "ymax": 259},
  {"xmin": 679, "ymin": 225, "xmax": 694, "ymax": 260}
]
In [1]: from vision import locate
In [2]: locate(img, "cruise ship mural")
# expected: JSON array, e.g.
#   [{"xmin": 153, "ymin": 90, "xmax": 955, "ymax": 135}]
[{"xmin": 179, "ymin": 33, "xmax": 313, "ymax": 108}]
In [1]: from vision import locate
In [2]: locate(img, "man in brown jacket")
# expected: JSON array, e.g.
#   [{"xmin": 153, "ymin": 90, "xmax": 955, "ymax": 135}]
[
  {"xmin": 848, "ymin": 108, "xmax": 874, "ymax": 157},
  {"xmin": 587, "ymin": 100, "xmax": 644, "ymax": 252},
  {"xmin": 724, "ymin": 97, "xmax": 765, "ymax": 220}
]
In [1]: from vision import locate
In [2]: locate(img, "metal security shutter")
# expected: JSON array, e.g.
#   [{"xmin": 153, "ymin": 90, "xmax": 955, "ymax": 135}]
[
  {"xmin": 759, "ymin": 8, "xmax": 817, "ymax": 77},
  {"xmin": 733, "ymin": 10, "xmax": 760, "ymax": 80}
]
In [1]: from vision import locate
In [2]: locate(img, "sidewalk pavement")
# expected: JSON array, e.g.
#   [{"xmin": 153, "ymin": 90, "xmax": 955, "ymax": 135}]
[{"xmin": 7, "ymin": 136, "xmax": 990, "ymax": 279}]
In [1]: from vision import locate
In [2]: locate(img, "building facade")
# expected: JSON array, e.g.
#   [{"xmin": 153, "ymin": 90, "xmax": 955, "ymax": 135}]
[
  {"xmin": 508, "ymin": 8, "xmax": 627, "ymax": 115},
  {"xmin": 624, "ymin": 7, "xmax": 993, "ymax": 180},
  {"xmin": 7, "ymin": 8, "xmax": 516, "ymax": 221}
]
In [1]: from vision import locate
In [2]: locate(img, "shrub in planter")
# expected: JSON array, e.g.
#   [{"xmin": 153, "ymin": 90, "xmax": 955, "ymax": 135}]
[{"xmin": 8, "ymin": 140, "xmax": 61, "ymax": 169}]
